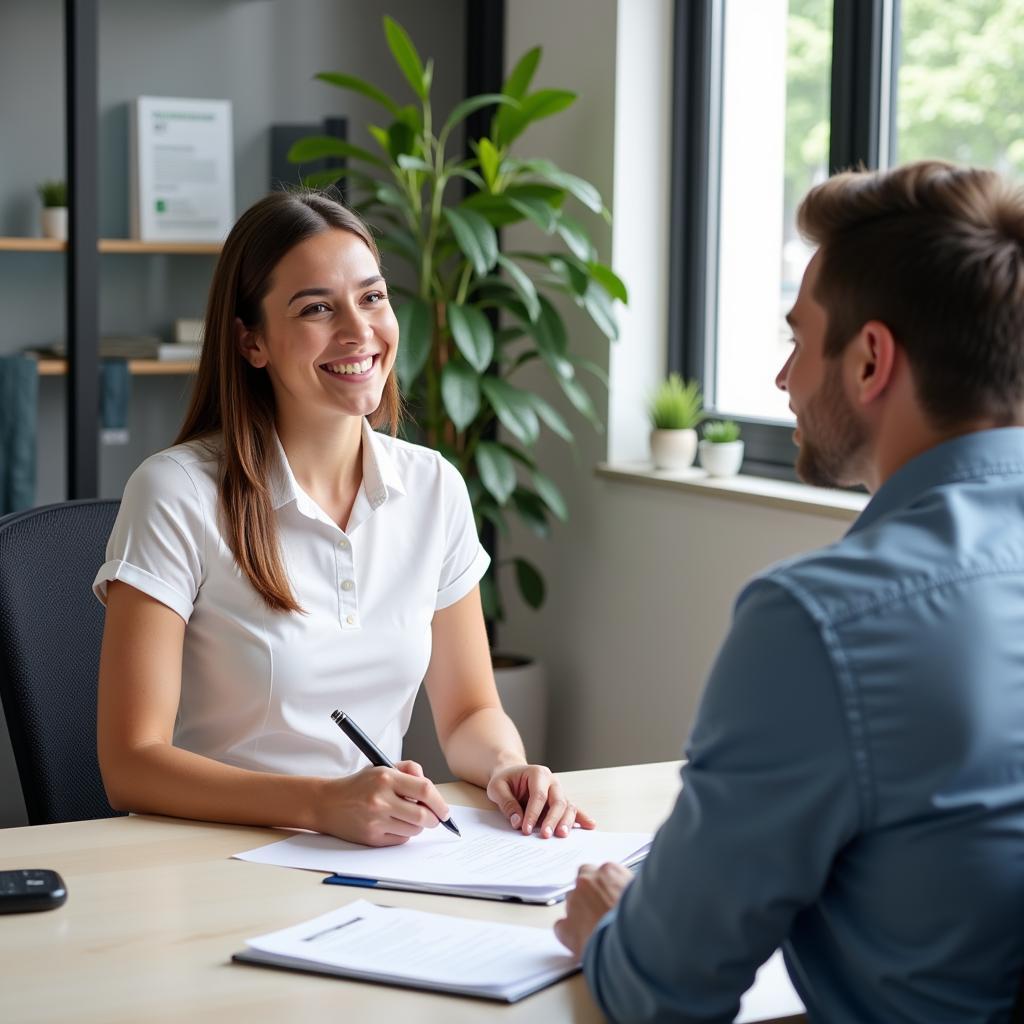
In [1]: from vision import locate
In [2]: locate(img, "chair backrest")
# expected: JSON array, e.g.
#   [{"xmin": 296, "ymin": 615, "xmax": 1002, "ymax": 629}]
[{"xmin": 0, "ymin": 499, "xmax": 124, "ymax": 825}]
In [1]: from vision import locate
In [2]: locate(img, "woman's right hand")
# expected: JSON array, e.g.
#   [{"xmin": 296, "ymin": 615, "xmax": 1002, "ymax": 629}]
[{"xmin": 313, "ymin": 760, "xmax": 452, "ymax": 846}]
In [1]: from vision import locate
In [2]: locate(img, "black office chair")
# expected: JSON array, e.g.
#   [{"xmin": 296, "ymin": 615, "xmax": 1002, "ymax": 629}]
[{"xmin": 0, "ymin": 499, "xmax": 125, "ymax": 825}]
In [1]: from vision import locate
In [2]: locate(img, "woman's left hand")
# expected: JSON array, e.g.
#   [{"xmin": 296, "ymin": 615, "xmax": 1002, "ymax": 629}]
[{"xmin": 486, "ymin": 763, "xmax": 597, "ymax": 838}]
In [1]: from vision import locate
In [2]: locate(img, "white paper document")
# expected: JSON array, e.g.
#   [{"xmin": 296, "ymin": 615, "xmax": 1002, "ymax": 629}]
[
  {"xmin": 232, "ymin": 899, "xmax": 578, "ymax": 1002},
  {"xmin": 234, "ymin": 804, "xmax": 651, "ymax": 904},
  {"xmin": 736, "ymin": 951, "xmax": 805, "ymax": 1022}
]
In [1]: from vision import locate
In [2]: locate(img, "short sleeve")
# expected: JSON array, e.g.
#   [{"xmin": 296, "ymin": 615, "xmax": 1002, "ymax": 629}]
[
  {"xmin": 92, "ymin": 454, "xmax": 207, "ymax": 622},
  {"xmin": 435, "ymin": 456, "xmax": 490, "ymax": 610}
]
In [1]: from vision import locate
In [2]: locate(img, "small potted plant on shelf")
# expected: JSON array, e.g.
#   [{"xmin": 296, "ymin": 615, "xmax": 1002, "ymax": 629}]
[
  {"xmin": 698, "ymin": 419, "xmax": 745, "ymax": 477},
  {"xmin": 648, "ymin": 373, "xmax": 703, "ymax": 469},
  {"xmin": 37, "ymin": 180, "xmax": 68, "ymax": 241}
]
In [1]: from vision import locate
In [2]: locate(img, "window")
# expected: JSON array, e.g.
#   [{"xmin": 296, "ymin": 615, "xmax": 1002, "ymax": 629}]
[{"xmin": 670, "ymin": 0, "xmax": 1024, "ymax": 475}]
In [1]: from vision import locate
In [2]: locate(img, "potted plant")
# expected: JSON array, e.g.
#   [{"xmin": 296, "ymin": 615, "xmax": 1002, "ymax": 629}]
[
  {"xmin": 289, "ymin": 17, "xmax": 627, "ymax": 769},
  {"xmin": 37, "ymin": 180, "xmax": 67, "ymax": 241},
  {"xmin": 699, "ymin": 419, "xmax": 745, "ymax": 477},
  {"xmin": 648, "ymin": 374, "xmax": 703, "ymax": 469}
]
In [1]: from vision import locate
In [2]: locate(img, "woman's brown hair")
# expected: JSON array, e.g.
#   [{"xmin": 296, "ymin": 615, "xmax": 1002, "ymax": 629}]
[{"xmin": 175, "ymin": 189, "xmax": 400, "ymax": 612}]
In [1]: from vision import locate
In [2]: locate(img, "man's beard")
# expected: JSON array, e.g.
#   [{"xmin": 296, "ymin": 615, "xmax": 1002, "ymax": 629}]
[{"xmin": 795, "ymin": 362, "xmax": 868, "ymax": 488}]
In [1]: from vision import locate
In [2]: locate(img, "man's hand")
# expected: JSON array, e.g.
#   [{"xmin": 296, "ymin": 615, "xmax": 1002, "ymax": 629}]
[{"xmin": 554, "ymin": 862, "xmax": 634, "ymax": 957}]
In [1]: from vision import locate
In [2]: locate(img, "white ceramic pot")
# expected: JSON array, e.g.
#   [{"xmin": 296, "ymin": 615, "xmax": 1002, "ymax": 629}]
[
  {"xmin": 698, "ymin": 439, "xmax": 745, "ymax": 477},
  {"xmin": 650, "ymin": 428, "xmax": 697, "ymax": 470},
  {"xmin": 492, "ymin": 654, "xmax": 547, "ymax": 764},
  {"xmin": 401, "ymin": 654, "xmax": 547, "ymax": 781},
  {"xmin": 41, "ymin": 207, "xmax": 68, "ymax": 241}
]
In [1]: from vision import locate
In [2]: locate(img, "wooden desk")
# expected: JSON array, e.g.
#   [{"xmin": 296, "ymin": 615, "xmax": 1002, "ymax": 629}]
[{"xmin": 0, "ymin": 762, "xmax": 805, "ymax": 1023}]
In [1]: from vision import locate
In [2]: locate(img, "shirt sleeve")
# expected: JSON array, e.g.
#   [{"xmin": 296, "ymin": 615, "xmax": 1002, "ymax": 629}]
[
  {"xmin": 582, "ymin": 578, "xmax": 861, "ymax": 1023},
  {"xmin": 92, "ymin": 454, "xmax": 206, "ymax": 623},
  {"xmin": 434, "ymin": 455, "xmax": 490, "ymax": 611}
]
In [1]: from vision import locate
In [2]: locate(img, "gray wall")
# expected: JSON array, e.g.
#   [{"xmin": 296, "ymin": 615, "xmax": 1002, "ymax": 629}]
[{"xmin": 0, "ymin": 0, "xmax": 466, "ymax": 827}]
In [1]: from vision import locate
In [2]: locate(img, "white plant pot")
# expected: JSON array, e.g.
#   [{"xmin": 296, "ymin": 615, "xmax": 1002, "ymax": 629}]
[
  {"xmin": 698, "ymin": 439, "xmax": 745, "ymax": 477},
  {"xmin": 401, "ymin": 654, "xmax": 547, "ymax": 782},
  {"xmin": 650, "ymin": 428, "xmax": 697, "ymax": 470},
  {"xmin": 41, "ymin": 207, "xmax": 68, "ymax": 241}
]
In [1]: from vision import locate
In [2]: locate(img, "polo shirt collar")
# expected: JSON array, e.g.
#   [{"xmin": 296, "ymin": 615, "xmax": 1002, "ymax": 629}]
[
  {"xmin": 848, "ymin": 426, "xmax": 1024, "ymax": 536},
  {"xmin": 267, "ymin": 419, "xmax": 407, "ymax": 519}
]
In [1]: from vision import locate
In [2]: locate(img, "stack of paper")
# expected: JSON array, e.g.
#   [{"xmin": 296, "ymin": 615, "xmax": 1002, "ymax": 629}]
[
  {"xmin": 233, "ymin": 899, "xmax": 578, "ymax": 1003},
  {"xmin": 235, "ymin": 804, "xmax": 651, "ymax": 905}
]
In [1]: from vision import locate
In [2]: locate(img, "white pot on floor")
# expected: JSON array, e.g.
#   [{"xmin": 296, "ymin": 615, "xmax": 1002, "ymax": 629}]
[{"xmin": 402, "ymin": 654, "xmax": 548, "ymax": 781}]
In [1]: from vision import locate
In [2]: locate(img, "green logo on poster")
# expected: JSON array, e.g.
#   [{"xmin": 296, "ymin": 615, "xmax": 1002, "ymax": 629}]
[{"xmin": 155, "ymin": 200, "xmax": 166, "ymax": 213}]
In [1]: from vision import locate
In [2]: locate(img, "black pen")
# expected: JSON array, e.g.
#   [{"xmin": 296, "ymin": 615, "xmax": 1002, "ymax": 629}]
[{"xmin": 330, "ymin": 710, "xmax": 461, "ymax": 837}]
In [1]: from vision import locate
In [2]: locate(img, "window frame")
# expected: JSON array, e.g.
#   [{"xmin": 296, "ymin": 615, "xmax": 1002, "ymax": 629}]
[{"xmin": 668, "ymin": 0, "xmax": 900, "ymax": 477}]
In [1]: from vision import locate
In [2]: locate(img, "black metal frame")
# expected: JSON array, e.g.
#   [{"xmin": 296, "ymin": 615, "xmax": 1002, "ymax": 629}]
[
  {"xmin": 65, "ymin": 0, "xmax": 100, "ymax": 499},
  {"xmin": 669, "ymin": 0, "xmax": 899, "ymax": 477}
]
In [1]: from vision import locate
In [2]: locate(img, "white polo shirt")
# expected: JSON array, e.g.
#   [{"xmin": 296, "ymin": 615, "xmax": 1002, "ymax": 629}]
[{"xmin": 93, "ymin": 419, "xmax": 489, "ymax": 779}]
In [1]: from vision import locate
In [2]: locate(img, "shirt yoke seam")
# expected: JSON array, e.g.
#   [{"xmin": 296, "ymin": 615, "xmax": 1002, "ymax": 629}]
[{"xmin": 821, "ymin": 561, "xmax": 1024, "ymax": 628}]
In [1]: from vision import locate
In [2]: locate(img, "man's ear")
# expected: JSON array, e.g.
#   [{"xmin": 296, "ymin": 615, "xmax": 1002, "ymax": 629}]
[
  {"xmin": 235, "ymin": 317, "xmax": 267, "ymax": 369},
  {"xmin": 850, "ymin": 320, "xmax": 896, "ymax": 407}
]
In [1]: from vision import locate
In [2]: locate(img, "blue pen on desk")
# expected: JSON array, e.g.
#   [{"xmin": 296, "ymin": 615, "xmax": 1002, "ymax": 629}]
[{"xmin": 330, "ymin": 709, "xmax": 462, "ymax": 838}]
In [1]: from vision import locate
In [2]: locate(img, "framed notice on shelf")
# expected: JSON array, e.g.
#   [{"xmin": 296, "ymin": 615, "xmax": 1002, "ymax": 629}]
[{"xmin": 130, "ymin": 96, "xmax": 234, "ymax": 242}]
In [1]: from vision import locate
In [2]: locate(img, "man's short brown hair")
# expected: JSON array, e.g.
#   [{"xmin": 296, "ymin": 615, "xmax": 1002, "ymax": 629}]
[{"xmin": 798, "ymin": 160, "xmax": 1024, "ymax": 428}]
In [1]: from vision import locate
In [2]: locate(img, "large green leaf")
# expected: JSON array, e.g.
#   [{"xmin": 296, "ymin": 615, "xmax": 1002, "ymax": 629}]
[
  {"xmin": 512, "ymin": 489, "xmax": 550, "ymax": 538},
  {"xmin": 555, "ymin": 212, "xmax": 595, "ymax": 262},
  {"xmin": 506, "ymin": 196, "xmax": 557, "ymax": 233},
  {"xmin": 396, "ymin": 153, "xmax": 432, "ymax": 173},
  {"xmin": 514, "ymin": 557, "xmax": 546, "ymax": 609},
  {"xmin": 531, "ymin": 468, "xmax": 569, "ymax": 521},
  {"xmin": 476, "ymin": 138, "xmax": 501, "ymax": 191},
  {"xmin": 583, "ymin": 280, "xmax": 619, "ymax": 341},
  {"xmin": 440, "ymin": 362, "xmax": 481, "ymax": 431},
  {"xmin": 559, "ymin": 375, "xmax": 604, "ymax": 431},
  {"xmin": 383, "ymin": 16, "xmax": 429, "ymax": 100},
  {"xmin": 503, "ymin": 46, "xmax": 542, "ymax": 101},
  {"xmin": 517, "ymin": 158, "xmax": 604, "ymax": 214},
  {"xmin": 588, "ymin": 261, "xmax": 629, "ymax": 304},
  {"xmin": 495, "ymin": 255, "xmax": 540, "ymax": 323},
  {"xmin": 315, "ymin": 72, "xmax": 400, "ymax": 116},
  {"xmin": 440, "ymin": 94, "xmax": 518, "ymax": 144},
  {"xmin": 480, "ymin": 378, "xmax": 540, "ymax": 446},
  {"xmin": 528, "ymin": 393, "xmax": 573, "ymax": 443},
  {"xmin": 387, "ymin": 121, "xmax": 417, "ymax": 162},
  {"xmin": 299, "ymin": 168, "xmax": 345, "ymax": 190},
  {"xmin": 498, "ymin": 89, "xmax": 577, "ymax": 147},
  {"xmin": 444, "ymin": 207, "xmax": 499, "ymax": 276},
  {"xmin": 531, "ymin": 295, "xmax": 570, "ymax": 367},
  {"xmin": 475, "ymin": 442, "xmax": 517, "ymax": 505},
  {"xmin": 547, "ymin": 253, "xmax": 590, "ymax": 296},
  {"xmin": 447, "ymin": 303, "xmax": 494, "ymax": 372},
  {"xmin": 287, "ymin": 136, "xmax": 385, "ymax": 168},
  {"xmin": 394, "ymin": 298, "xmax": 432, "ymax": 389}
]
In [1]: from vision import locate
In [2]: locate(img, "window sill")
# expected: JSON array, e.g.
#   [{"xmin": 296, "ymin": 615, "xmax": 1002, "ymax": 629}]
[{"xmin": 595, "ymin": 462, "xmax": 868, "ymax": 522}]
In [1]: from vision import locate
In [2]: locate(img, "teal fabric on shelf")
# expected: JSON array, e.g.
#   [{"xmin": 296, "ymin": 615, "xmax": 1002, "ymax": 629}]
[
  {"xmin": 0, "ymin": 355, "xmax": 39, "ymax": 515},
  {"xmin": 100, "ymin": 358, "xmax": 131, "ymax": 430}
]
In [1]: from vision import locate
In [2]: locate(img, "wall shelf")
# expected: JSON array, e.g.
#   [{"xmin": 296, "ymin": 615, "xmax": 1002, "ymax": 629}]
[
  {"xmin": 0, "ymin": 237, "xmax": 221, "ymax": 255},
  {"xmin": 36, "ymin": 358, "xmax": 196, "ymax": 376}
]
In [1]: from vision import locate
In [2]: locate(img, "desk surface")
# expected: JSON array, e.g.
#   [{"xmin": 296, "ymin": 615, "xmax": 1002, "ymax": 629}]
[{"xmin": 0, "ymin": 761, "xmax": 805, "ymax": 1023}]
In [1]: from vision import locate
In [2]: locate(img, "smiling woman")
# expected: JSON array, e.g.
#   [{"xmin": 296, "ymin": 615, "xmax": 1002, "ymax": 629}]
[{"xmin": 91, "ymin": 189, "xmax": 594, "ymax": 849}]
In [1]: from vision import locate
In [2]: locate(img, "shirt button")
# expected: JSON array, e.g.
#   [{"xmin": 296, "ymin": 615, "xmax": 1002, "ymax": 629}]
[
  {"xmin": 346, "ymin": 615, "xmax": 356, "ymax": 625},
  {"xmin": 341, "ymin": 579, "xmax": 354, "ymax": 591},
  {"xmin": 338, "ymin": 540, "xmax": 349, "ymax": 550}
]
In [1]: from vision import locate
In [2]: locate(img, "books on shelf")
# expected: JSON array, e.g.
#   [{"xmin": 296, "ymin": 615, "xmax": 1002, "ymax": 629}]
[
  {"xmin": 232, "ymin": 899, "xmax": 579, "ymax": 1003},
  {"xmin": 130, "ymin": 96, "xmax": 234, "ymax": 243}
]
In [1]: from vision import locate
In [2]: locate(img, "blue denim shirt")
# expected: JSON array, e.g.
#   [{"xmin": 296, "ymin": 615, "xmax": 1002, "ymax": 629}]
[{"xmin": 583, "ymin": 428, "xmax": 1024, "ymax": 1023}]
